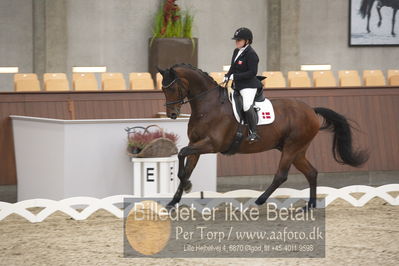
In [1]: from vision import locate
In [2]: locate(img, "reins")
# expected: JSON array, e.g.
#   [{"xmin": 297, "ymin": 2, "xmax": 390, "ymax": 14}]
[{"xmin": 163, "ymin": 78, "xmax": 225, "ymax": 106}]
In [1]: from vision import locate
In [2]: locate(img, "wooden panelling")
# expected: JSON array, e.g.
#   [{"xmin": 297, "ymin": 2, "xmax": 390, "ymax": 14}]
[
  {"xmin": 0, "ymin": 87, "xmax": 398, "ymax": 184},
  {"xmin": 0, "ymin": 102, "xmax": 25, "ymax": 185}
]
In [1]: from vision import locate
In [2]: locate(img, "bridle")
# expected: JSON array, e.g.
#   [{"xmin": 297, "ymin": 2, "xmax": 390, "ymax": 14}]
[
  {"xmin": 162, "ymin": 77, "xmax": 222, "ymax": 106},
  {"xmin": 162, "ymin": 78, "xmax": 184, "ymax": 106}
]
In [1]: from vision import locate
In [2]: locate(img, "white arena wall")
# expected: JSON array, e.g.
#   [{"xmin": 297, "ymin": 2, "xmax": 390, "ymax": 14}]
[{"xmin": 11, "ymin": 116, "xmax": 217, "ymax": 201}]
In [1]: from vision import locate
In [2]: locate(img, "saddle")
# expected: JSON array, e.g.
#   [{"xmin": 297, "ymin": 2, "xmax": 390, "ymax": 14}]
[
  {"xmin": 228, "ymin": 87, "xmax": 275, "ymax": 126},
  {"xmin": 221, "ymin": 85, "xmax": 275, "ymax": 155}
]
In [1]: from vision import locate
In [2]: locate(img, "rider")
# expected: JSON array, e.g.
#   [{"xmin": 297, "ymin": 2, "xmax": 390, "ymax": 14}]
[{"xmin": 224, "ymin": 27, "xmax": 262, "ymax": 143}]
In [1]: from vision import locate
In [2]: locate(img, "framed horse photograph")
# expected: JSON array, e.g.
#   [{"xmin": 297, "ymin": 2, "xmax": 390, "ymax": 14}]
[{"xmin": 349, "ymin": 0, "xmax": 399, "ymax": 46}]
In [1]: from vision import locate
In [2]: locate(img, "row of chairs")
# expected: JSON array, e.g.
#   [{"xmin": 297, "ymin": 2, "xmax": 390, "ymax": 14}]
[
  {"xmin": 211, "ymin": 69, "xmax": 399, "ymax": 87},
  {"xmin": 13, "ymin": 72, "xmax": 160, "ymax": 92},
  {"xmin": 12, "ymin": 69, "xmax": 399, "ymax": 92}
]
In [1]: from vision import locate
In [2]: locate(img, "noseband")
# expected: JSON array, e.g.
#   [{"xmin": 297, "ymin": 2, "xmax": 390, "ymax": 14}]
[
  {"xmin": 162, "ymin": 78, "xmax": 187, "ymax": 106},
  {"xmin": 162, "ymin": 78, "xmax": 220, "ymax": 107}
]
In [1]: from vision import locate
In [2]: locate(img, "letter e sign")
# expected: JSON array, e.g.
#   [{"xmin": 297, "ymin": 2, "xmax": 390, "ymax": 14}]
[{"xmin": 146, "ymin": 167, "xmax": 155, "ymax": 182}]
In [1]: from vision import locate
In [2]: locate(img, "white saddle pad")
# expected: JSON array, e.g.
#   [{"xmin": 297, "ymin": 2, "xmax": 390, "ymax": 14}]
[{"xmin": 228, "ymin": 89, "xmax": 275, "ymax": 125}]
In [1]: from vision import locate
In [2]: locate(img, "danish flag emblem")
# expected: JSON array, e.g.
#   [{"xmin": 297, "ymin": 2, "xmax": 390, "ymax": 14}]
[{"xmin": 262, "ymin": 112, "xmax": 271, "ymax": 119}]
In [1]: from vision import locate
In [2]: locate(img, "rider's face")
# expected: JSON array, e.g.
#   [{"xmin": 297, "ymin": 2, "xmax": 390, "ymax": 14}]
[{"xmin": 235, "ymin": 39, "xmax": 246, "ymax": 49}]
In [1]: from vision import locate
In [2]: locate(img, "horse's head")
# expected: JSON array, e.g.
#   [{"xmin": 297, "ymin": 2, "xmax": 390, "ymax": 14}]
[{"xmin": 157, "ymin": 67, "xmax": 189, "ymax": 120}]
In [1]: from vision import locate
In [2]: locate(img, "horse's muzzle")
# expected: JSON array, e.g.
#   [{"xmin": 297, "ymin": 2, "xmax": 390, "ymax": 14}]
[
  {"xmin": 170, "ymin": 113, "xmax": 178, "ymax": 120},
  {"xmin": 167, "ymin": 105, "xmax": 181, "ymax": 120}
]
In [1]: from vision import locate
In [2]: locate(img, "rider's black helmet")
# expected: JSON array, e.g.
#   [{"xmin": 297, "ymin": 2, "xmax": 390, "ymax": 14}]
[{"xmin": 232, "ymin": 27, "xmax": 253, "ymax": 43}]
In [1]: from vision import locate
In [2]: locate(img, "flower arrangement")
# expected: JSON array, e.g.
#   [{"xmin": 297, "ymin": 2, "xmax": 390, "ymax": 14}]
[
  {"xmin": 151, "ymin": 0, "xmax": 194, "ymax": 40},
  {"xmin": 126, "ymin": 125, "xmax": 179, "ymax": 157}
]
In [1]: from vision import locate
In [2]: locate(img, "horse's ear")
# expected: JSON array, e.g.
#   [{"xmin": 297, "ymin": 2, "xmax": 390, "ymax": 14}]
[
  {"xmin": 169, "ymin": 68, "xmax": 177, "ymax": 78},
  {"xmin": 156, "ymin": 66, "xmax": 165, "ymax": 75}
]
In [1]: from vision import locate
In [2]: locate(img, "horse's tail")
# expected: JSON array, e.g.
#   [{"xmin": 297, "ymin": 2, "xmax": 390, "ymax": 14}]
[
  {"xmin": 359, "ymin": 0, "xmax": 373, "ymax": 18},
  {"xmin": 314, "ymin": 107, "xmax": 369, "ymax": 167}
]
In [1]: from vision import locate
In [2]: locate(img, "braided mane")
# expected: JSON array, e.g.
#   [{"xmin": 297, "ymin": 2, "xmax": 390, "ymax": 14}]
[{"xmin": 172, "ymin": 63, "xmax": 218, "ymax": 85}]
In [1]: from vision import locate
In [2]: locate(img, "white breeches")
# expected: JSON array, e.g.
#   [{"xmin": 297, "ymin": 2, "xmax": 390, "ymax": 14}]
[{"xmin": 239, "ymin": 88, "xmax": 257, "ymax": 111}]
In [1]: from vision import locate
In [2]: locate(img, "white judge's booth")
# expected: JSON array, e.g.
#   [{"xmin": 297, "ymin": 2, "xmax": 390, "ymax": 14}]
[{"xmin": 10, "ymin": 116, "xmax": 217, "ymax": 201}]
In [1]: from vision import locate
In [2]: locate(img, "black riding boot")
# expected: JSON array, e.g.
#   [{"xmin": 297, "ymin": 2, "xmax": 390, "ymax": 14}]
[{"xmin": 244, "ymin": 107, "xmax": 260, "ymax": 143}]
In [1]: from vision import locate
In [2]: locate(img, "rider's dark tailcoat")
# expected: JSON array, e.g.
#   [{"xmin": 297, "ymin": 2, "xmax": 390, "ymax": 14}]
[{"xmin": 226, "ymin": 45, "xmax": 263, "ymax": 90}]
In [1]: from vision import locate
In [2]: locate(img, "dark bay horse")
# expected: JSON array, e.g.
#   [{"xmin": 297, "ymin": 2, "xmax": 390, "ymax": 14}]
[
  {"xmin": 158, "ymin": 64, "xmax": 369, "ymax": 209},
  {"xmin": 360, "ymin": 0, "xmax": 399, "ymax": 36}
]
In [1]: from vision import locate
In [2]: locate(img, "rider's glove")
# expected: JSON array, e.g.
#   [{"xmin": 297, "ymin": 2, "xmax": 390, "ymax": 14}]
[{"xmin": 223, "ymin": 75, "xmax": 234, "ymax": 83}]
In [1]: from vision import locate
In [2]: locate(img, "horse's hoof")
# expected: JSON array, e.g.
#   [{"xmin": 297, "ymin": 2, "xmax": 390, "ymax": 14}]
[
  {"xmin": 183, "ymin": 181, "xmax": 192, "ymax": 193},
  {"xmin": 302, "ymin": 202, "xmax": 316, "ymax": 212},
  {"xmin": 248, "ymin": 200, "xmax": 260, "ymax": 209},
  {"xmin": 255, "ymin": 197, "xmax": 265, "ymax": 206},
  {"xmin": 166, "ymin": 202, "xmax": 175, "ymax": 211}
]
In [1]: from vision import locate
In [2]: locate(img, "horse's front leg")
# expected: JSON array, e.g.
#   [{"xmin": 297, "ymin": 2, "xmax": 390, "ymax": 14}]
[
  {"xmin": 177, "ymin": 154, "xmax": 198, "ymax": 193},
  {"xmin": 166, "ymin": 154, "xmax": 199, "ymax": 209},
  {"xmin": 167, "ymin": 137, "xmax": 214, "ymax": 208}
]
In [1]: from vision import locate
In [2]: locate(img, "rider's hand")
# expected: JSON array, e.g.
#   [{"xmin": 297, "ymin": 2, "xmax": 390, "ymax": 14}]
[{"xmin": 223, "ymin": 75, "xmax": 234, "ymax": 83}]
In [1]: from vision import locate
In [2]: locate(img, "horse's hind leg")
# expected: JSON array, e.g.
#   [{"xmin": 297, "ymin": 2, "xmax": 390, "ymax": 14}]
[
  {"xmin": 293, "ymin": 153, "xmax": 318, "ymax": 209},
  {"xmin": 255, "ymin": 149, "xmax": 296, "ymax": 205}
]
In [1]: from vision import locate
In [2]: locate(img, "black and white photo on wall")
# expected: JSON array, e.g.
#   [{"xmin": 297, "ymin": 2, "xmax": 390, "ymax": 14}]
[{"xmin": 349, "ymin": 0, "xmax": 399, "ymax": 46}]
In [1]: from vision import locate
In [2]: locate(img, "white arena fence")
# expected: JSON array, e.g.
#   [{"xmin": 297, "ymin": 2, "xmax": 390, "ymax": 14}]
[{"xmin": 0, "ymin": 184, "xmax": 398, "ymax": 223}]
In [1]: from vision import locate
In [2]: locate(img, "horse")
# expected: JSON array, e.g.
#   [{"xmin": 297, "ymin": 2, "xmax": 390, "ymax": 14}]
[
  {"xmin": 359, "ymin": 0, "xmax": 399, "ymax": 36},
  {"xmin": 158, "ymin": 64, "xmax": 369, "ymax": 209}
]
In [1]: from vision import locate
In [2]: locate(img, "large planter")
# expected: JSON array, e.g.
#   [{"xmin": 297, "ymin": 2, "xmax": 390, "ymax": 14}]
[{"xmin": 148, "ymin": 37, "xmax": 198, "ymax": 80}]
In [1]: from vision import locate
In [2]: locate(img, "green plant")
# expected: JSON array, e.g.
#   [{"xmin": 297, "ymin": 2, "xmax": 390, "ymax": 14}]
[
  {"xmin": 151, "ymin": 0, "xmax": 194, "ymax": 43},
  {"xmin": 182, "ymin": 11, "xmax": 193, "ymax": 38}
]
